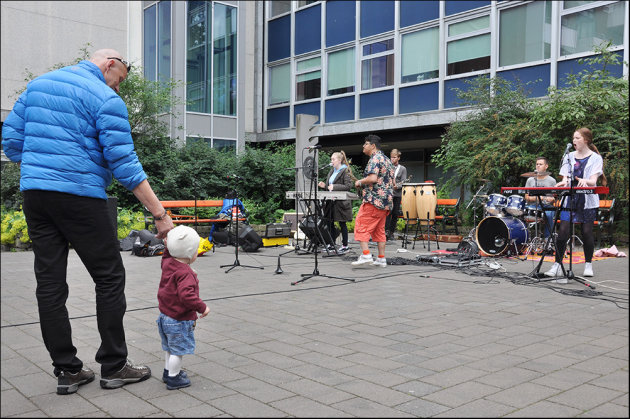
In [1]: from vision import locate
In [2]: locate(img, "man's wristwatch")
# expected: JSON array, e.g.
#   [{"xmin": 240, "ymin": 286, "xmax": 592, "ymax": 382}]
[{"xmin": 154, "ymin": 210, "xmax": 167, "ymax": 221}]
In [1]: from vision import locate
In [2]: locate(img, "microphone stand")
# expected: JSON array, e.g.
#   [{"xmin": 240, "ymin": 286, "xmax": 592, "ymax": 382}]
[
  {"xmin": 220, "ymin": 182, "xmax": 264, "ymax": 274},
  {"xmin": 292, "ymin": 148, "xmax": 354, "ymax": 286}
]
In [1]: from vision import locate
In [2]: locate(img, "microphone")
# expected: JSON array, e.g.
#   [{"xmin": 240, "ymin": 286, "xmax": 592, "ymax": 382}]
[
  {"xmin": 305, "ymin": 145, "xmax": 322, "ymax": 150},
  {"xmin": 227, "ymin": 174, "xmax": 243, "ymax": 180},
  {"xmin": 564, "ymin": 143, "xmax": 572, "ymax": 154}
]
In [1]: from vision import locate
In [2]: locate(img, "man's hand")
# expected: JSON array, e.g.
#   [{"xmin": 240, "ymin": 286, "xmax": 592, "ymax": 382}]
[{"xmin": 154, "ymin": 216, "xmax": 174, "ymax": 239}]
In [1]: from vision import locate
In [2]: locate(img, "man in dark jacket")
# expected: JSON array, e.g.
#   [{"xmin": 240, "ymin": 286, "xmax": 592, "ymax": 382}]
[
  {"xmin": 385, "ymin": 149, "xmax": 407, "ymax": 241},
  {"xmin": 1, "ymin": 49, "xmax": 174, "ymax": 395}
]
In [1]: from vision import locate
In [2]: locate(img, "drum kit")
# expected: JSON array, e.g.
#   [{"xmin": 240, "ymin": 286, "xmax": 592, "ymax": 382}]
[{"xmin": 465, "ymin": 172, "xmax": 554, "ymax": 258}]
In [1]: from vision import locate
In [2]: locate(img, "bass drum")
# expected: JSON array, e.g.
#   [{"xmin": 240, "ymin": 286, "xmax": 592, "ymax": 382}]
[
  {"xmin": 401, "ymin": 183, "xmax": 420, "ymax": 224},
  {"xmin": 416, "ymin": 182, "xmax": 437, "ymax": 225},
  {"xmin": 475, "ymin": 216, "xmax": 529, "ymax": 256}
]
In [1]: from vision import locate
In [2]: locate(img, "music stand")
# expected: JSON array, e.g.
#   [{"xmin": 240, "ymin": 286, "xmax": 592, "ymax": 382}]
[
  {"xmin": 292, "ymin": 147, "xmax": 354, "ymax": 286},
  {"xmin": 220, "ymin": 184, "xmax": 264, "ymax": 274}
]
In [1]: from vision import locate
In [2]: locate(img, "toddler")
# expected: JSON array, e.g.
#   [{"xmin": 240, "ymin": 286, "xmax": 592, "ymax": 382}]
[{"xmin": 157, "ymin": 226, "xmax": 210, "ymax": 390}]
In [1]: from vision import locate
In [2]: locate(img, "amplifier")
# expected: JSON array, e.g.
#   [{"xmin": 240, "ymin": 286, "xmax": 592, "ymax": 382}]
[{"xmin": 264, "ymin": 222, "xmax": 291, "ymax": 238}]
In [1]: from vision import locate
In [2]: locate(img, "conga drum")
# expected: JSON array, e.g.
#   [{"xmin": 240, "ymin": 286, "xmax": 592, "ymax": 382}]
[
  {"xmin": 401, "ymin": 183, "xmax": 419, "ymax": 224},
  {"xmin": 416, "ymin": 182, "xmax": 437, "ymax": 225}
]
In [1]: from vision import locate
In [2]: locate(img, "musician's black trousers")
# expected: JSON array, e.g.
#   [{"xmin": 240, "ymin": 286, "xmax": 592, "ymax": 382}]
[{"xmin": 555, "ymin": 220, "xmax": 594, "ymax": 263}]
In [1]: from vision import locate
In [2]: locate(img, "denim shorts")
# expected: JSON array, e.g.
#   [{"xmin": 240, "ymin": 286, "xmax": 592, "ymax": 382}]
[{"xmin": 156, "ymin": 312, "xmax": 196, "ymax": 355}]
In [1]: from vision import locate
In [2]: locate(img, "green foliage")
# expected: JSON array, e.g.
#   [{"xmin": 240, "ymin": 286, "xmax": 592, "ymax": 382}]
[
  {"xmin": 0, "ymin": 162, "xmax": 22, "ymax": 211},
  {"xmin": 433, "ymin": 43, "xmax": 628, "ymax": 226},
  {"xmin": 1, "ymin": 207, "xmax": 30, "ymax": 246},
  {"xmin": 116, "ymin": 208, "xmax": 146, "ymax": 240}
]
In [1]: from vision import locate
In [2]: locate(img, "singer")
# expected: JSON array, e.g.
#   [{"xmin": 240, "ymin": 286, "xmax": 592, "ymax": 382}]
[
  {"xmin": 544, "ymin": 127, "xmax": 606, "ymax": 281},
  {"xmin": 317, "ymin": 151, "xmax": 355, "ymax": 252}
]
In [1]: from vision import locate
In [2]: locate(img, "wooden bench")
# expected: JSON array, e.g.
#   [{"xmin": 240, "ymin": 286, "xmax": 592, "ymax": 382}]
[
  {"xmin": 435, "ymin": 197, "xmax": 461, "ymax": 235},
  {"xmin": 144, "ymin": 200, "xmax": 245, "ymax": 229}
]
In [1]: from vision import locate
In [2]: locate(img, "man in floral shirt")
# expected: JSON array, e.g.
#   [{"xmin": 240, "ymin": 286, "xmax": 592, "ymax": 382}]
[{"xmin": 352, "ymin": 135, "xmax": 394, "ymax": 267}]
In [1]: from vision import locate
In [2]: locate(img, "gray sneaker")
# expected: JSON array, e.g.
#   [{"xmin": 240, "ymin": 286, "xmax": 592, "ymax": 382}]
[
  {"xmin": 100, "ymin": 360, "xmax": 151, "ymax": 389},
  {"xmin": 57, "ymin": 366, "xmax": 95, "ymax": 395}
]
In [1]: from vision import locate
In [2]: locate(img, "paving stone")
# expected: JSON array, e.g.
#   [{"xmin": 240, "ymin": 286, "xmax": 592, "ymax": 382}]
[
  {"xmin": 432, "ymin": 398, "xmax": 515, "ymax": 417},
  {"xmin": 547, "ymin": 383, "xmax": 624, "ymax": 411},
  {"xmin": 503, "ymin": 399, "xmax": 582, "ymax": 417},
  {"xmin": 474, "ymin": 367, "xmax": 544, "ymax": 389},
  {"xmin": 421, "ymin": 381, "xmax": 501, "ymax": 408},
  {"xmin": 223, "ymin": 376, "xmax": 295, "ymax": 403},
  {"xmin": 335, "ymin": 379, "xmax": 415, "ymax": 407},
  {"xmin": 0, "ymin": 388, "xmax": 40, "ymax": 417},
  {"xmin": 332, "ymin": 396, "xmax": 413, "ymax": 417},
  {"xmin": 270, "ymin": 395, "xmax": 350, "ymax": 417},
  {"xmin": 394, "ymin": 397, "xmax": 451, "ymax": 417},
  {"xmin": 486, "ymin": 382, "xmax": 562, "ymax": 408},
  {"xmin": 86, "ymin": 391, "xmax": 161, "ymax": 417},
  {"xmin": 147, "ymin": 391, "xmax": 204, "ymax": 414},
  {"xmin": 209, "ymin": 393, "xmax": 288, "ymax": 417},
  {"xmin": 530, "ymin": 367, "xmax": 600, "ymax": 390},
  {"xmin": 578, "ymin": 402, "xmax": 630, "ymax": 417}
]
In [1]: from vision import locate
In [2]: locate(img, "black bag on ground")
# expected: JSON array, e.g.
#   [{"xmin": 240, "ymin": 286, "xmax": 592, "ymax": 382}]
[
  {"xmin": 131, "ymin": 229, "xmax": 164, "ymax": 256},
  {"xmin": 120, "ymin": 230, "xmax": 140, "ymax": 251},
  {"xmin": 238, "ymin": 224, "xmax": 262, "ymax": 252}
]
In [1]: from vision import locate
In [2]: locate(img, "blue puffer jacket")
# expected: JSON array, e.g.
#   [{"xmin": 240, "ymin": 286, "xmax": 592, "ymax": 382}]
[{"xmin": 1, "ymin": 60, "xmax": 147, "ymax": 200}]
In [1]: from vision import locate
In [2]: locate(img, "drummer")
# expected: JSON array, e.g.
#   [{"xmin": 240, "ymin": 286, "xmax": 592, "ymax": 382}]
[{"xmin": 524, "ymin": 156, "xmax": 556, "ymax": 238}]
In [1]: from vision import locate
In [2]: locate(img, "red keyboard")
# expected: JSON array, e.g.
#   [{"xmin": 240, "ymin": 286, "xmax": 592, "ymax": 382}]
[{"xmin": 501, "ymin": 186, "xmax": 609, "ymax": 195}]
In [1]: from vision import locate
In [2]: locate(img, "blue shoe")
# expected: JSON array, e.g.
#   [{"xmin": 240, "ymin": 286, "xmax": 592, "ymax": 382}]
[
  {"xmin": 165, "ymin": 371, "xmax": 191, "ymax": 390},
  {"xmin": 162, "ymin": 368, "xmax": 187, "ymax": 383}
]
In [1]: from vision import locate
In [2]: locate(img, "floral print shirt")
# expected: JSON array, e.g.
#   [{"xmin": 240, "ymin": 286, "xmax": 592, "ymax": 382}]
[{"xmin": 362, "ymin": 150, "xmax": 395, "ymax": 210}]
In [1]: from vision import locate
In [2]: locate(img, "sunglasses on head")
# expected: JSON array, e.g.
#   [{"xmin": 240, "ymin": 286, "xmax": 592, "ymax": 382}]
[{"xmin": 107, "ymin": 57, "xmax": 131, "ymax": 72}]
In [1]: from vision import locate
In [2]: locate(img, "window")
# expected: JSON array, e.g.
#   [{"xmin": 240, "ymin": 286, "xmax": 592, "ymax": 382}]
[
  {"xmin": 270, "ymin": 1, "xmax": 291, "ymax": 17},
  {"xmin": 186, "ymin": 1, "xmax": 238, "ymax": 114},
  {"xmin": 401, "ymin": 27, "xmax": 439, "ymax": 83},
  {"xmin": 297, "ymin": 1, "xmax": 318, "ymax": 8},
  {"xmin": 187, "ymin": 1, "xmax": 211, "ymax": 112},
  {"xmin": 447, "ymin": 16, "xmax": 490, "ymax": 76},
  {"xmin": 499, "ymin": 1, "xmax": 551, "ymax": 67},
  {"xmin": 213, "ymin": 3, "xmax": 237, "ymax": 115},
  {"xmin": 560, "ymin": 2, "xmax": 625, "ymax": 56},
  {"xmin": 269, "ymin": 63, "xmax": 290, "ymax": 105},
  {"xmin": 296, "ymin": 57, "xmax": 321, "ymax": 101},
  {"xmin": 213, "ymin": 139, "xmax": 236, "ymax": 152},
  {"xmin": 361, "ymin": 38, "xmax": 394, "ymax": 90},
  {"xmin": 143, "ymin": 1, "xmax": 171, "ymax": 82},
  {"xmin": 327, "ymin": 48, "xmax": 355, "ymax": 95}
]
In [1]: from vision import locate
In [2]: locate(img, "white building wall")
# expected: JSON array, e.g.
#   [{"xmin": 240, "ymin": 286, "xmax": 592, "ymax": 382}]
[{"xmin": 1, "ymin": 1, "xmax": 130, "ymax": 121}]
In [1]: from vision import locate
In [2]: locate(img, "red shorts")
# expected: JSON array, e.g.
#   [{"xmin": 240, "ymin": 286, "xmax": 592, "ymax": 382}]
[{"xmin": 354, "ymin": 203, "xmax": 389, "ymax": 243}]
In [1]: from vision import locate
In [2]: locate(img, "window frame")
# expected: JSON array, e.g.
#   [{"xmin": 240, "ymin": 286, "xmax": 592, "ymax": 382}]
[
  {"xmin": 444, "ymin": 13, "xmax": 492, "ymax": 78},
  {"xmin": 294, "ymin": 54, "xmax": 322, "ymax": 103},
  {"xmin": 360, "ymin": 37, "xmax": 395, "ymax": 92}
]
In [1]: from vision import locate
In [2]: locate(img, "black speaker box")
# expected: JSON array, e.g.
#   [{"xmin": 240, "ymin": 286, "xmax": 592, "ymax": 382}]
[
  {"xmin": 299, "ymin": 216, "xmax": 334, "ymax": 246},
  {"xmin": 238, "ymin": 224, "xmax": 263, "ymax": 252}
]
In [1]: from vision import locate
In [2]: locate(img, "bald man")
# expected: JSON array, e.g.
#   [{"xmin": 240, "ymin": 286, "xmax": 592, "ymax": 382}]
[{"xmin": 2, "ymin": 49, "xmax": 174, "ymax": 394}]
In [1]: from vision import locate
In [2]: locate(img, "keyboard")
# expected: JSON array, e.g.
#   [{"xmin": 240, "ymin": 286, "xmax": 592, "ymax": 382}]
[
  {"xmin": 285, "ymin": 191, "xmax": 360, "ymax": 200},
  {"xmin": 501, "ymin": 186, "xmax": 609, "ymax": 195}
]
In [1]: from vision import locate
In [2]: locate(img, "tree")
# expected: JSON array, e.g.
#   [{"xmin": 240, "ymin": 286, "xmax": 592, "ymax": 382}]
[{"xmin": 433, "ymin": 43, "xmax": 628, "ymax": 222}]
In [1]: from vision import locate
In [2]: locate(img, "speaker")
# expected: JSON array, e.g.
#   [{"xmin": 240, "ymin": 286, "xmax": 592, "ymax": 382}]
[
  {"xmin": 299, "ymin": 216, "xmax": 334, "ymax": 246},
  {"xmin": 237, "ymin": 224, "xmax": 263, "ymax": 252},
  {"xmin": 457, "ymin": 238, "xmax": 480, "ymax": 260}
]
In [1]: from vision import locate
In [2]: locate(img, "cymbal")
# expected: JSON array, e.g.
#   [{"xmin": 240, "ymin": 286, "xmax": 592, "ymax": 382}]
[{"xmin": 520, "ymin": 171, "xmax": 550, "ymax": 178}]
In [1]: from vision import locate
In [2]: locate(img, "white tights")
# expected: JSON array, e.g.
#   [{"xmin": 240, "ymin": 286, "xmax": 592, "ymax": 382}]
[{"xmin": 164, "ymin": 351, "xmax": 183, "ymax": 377}]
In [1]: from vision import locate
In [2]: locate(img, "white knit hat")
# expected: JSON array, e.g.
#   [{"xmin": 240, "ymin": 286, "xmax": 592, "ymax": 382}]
[{"xmin": 166, "ymin": 226, "xmax": 200, "ymax": 260}]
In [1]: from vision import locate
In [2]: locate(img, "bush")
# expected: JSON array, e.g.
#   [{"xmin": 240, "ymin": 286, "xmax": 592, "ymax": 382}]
[
  {"xmin": 116, "ymin": 208, "xmax": 147, "ymax": 240},
  {"xmin": 1, "ymin": 207, "xmax": 30, "ymax": 247}
]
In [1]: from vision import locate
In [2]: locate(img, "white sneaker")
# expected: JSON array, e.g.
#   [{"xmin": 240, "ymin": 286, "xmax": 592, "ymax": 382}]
[
  {"xmin": 583, "ymin": 262, "xmax": 593, "ymax": 277},
  {"xmin": 544, "ymin": 262, "xmax": 562, "ymax": 277},
  {"xmin": 352, "ymin": 254, "xmax": 374, "ymax": 266},
  {"xmin": 372, "ymin": 257, "xmax": 387, "ymax": 267}
]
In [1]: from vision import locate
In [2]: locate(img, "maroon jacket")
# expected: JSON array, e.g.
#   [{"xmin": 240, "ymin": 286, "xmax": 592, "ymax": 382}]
[{"xmin": 158, "ymin": 249, "xmax": 207, "ymax": 321}]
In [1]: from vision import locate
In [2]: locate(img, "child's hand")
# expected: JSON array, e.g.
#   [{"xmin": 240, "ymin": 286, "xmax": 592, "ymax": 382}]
[{"xmin": 199, "ymin": 306, "xmax": 210, "ymax": 318}]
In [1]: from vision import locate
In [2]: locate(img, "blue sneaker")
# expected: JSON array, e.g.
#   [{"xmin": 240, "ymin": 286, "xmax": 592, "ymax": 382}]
[
  {"xmin": 165, "ymin": 371, "xmax": 191, "ymax": 390},
  {"xmin": 163, "ymin": 368, "xmax": 188, "ymax": 383}
]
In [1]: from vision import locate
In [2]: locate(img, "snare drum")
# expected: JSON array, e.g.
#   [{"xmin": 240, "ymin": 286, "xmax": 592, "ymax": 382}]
[
  {"xmin": 416, "ymin": 182, "xmax": 437, "ymax": 225},
  {"xmin": 505, "ymin": 195, "xmax": 526, "ymax": 216},
  {"xmin": 485, "ymin": 194, "xmax": 507, "ymax": 216}
]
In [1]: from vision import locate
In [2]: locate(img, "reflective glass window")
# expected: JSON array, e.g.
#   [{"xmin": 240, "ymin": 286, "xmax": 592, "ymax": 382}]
[
  {"xmin": 143, "ymin": 5, "xmax": 156, "ymax": 81},
  {"xmin": 213, "ymin": 3, "xmax": 237, "ymax": 115},
  {"xmin": 499, "ymin": 1, "xmax": 551, "ymax": 67},
  {"xmin": 327, "ymin": 48, "xmax": 355, "ymax": 95},
  {"xmin": 158, "ymin": 1, "xmax": 171, "ymax": 83},
  {"xmin": 447, "ymin": 16, "xmax": 490, "ymax": 75},
  {"xmin": 401, "ymin": 27, "xmax": 439, "ymax": 83},
  {"xmin": 269, "ymin": 63, "xmax": 290, "ymax": 105},
  {"xmin": 270, "ymin": 1, "xmax": 291, "ymax": 17},
  {"xmin": 296, "ymin": 57, "xmax": 321, "ymax": 101},
  {"xmin": 560, "ymin": 2, "xmax": 625, "ymax": 56},
  {"xmin": 361, "ymin": 39, "xmax": 394, "ymax": 90},
  {"xmin": 187, "ymin": 1, "xmax": 211, "ymax": 112}
]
